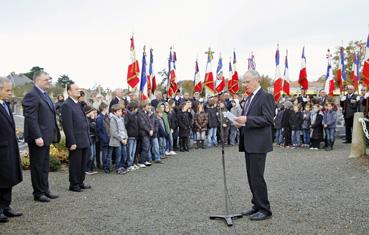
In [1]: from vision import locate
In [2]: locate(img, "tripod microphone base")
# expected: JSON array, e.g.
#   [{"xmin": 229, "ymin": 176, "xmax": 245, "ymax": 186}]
[{"xmin": 209, "ymin": 213, "xmax": 243, "ymax": 226}]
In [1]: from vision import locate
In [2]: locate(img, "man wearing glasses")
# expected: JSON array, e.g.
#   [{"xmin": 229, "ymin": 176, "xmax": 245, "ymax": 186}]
[{"xmin": 22, "ymin": 71, "xmax": 60, "ymax": 202}]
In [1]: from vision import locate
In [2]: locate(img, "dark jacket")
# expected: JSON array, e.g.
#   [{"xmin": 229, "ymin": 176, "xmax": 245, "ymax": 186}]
[
  {"xmin": 87, "ymin": 117, "xmax": 97, "ymax": 143},
  {"xmin": 149, "ymin": 113, "xmax": 159, "ymax": 138},
  {"xmin": 274, "ymin": 109, "xmax": 284, "ymax": 129},
  {"xmin": 239, "ymin": 89, "xmax": 275, "ymax": 153},
  {"xmin": 340, "ymin": 94, "xmax": 358, "ymax": 119},
  {"xmin": 193, "ymin": 112, "xmax": 208, "ymax": 132},
  {"xmin": 137, "ymin": 110, "xmax": 153, "ymax": 137},
  {"xmin": 22, "ymin": 86, "xmax": 60, "ymax": 146},
  {"xmin": 177, "ymin": 110, "xmax": 191, "ymax": 137},
  {"xmin": 125, "ymin": 111, "xmax": 140, "ymax": 138},
  {"xmin": 289, "ymin": 111, "xmax": 303, "ymax": 130},
  {"xmin": 302, "ymin": 111, "xmax": 311, "ymax": 129},
  {"xmin": 281, "ymin": 108, "xmax": 293, "ymax": 128},
  {"xmin": 61, "ymin": 97, "xmax": 91, "ymax": 149},
  {"xmin": 169, "ymin": 109, "xmax": 179, "ymax": 130},
  {"xmin": 96, "ymin": 113, "xmax": 110, "ymax": 146},
  {"xmin": 322, "ymin": 110, "xmax": 337, "ymax": 128},
  {"xmin": 157, "ymin": 116, "xmax": 167, "ymax": 138},
  {"xmin": 0, "ymin": 102, "xmax": 22, "ymax": 188},
  {"xmin": 310, "ymin": 112, "xmax": 323, "ymax": 140},
  {"xmin": 207, "ymin": 107, "xmax": 219, "ymax": 128},
  {"xmin": 297, "ymin": 95, "xmax": 308, "ymax": 109}
]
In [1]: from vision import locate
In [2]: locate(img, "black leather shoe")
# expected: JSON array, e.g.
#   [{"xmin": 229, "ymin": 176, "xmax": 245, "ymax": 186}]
[
  {"xmin": 3, "ymin": 207, "xmax": 22, "ymax": 217},
  {"xmin": 34, "ymin": 195, "xmax": 50, "ymax": 203},
  {"xmin": 80, "ymin": 183, "xmax": 91, "ymax": 189},
  {"xmin": 69, "ymin": 186, "xmax": 82, "ymax": 192},
  {"xmin": 0, "ymin": 210, "xmax": 9, "ymax": 223},
  {"xmin": 45, "ymin": 192, "xmax": 59, "ymax": 199},
  {"xmin": 241, "ymin": 208, "xmax": 258, "ymax": 216},
  {"xmin": 249, "ymin": 211, "xmax": 272, "ymax": 221}
]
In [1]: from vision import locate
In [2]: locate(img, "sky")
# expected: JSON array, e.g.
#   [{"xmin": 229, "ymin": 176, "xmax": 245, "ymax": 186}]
[{"xmin": 0, "ymin": 0, "xmax": 368, "ymax": 90}]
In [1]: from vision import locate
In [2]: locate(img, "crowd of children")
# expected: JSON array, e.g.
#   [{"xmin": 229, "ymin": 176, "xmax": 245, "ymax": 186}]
[
  {"xmin": 78, "ymin": 94, "xmax": 242, "ymax": 175},
  {"xmin": 274, "ymin": 98, "xmax": 338, "ymax": 151},
  {"xmin": 60, "ymin": 87, "xmax": 350, "ymax": 176}
]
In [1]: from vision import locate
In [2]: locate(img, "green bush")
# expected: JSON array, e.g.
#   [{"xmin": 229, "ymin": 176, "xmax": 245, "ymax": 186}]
[{"xmin": 49, "ymin": 155, "xmax": 61, "ymax": 172}]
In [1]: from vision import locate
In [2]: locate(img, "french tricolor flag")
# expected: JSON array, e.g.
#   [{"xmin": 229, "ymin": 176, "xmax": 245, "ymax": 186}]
[
  {"xmin": 204, "ymin": 48, "xmax": 215, "ymax": 94},
  {"xmin": 149, "ymin": 48, "xmax": 156, "ymax": 95},
  {"xmin": 273, "ymin": 45, "xmax": 283, "ymax": 102},
  {"xmin": 139, "ymin": 47, "xmax": 148, "ymax": 100},
  {"xmin": 350, "ymin": 52, "xmax": 360, "ymax": 90},
  {"xmin": 363, "ymin": 34, "xmax": 369, "ymax": 86},
  {"xmin": 215, "ymin": 55, "xmax": 225, "ymax": 93},
  {"xmin": 193, "ymin": 60, "xmax": 202, "ymax": 93},
  {"xmin": 283, "ymin": 50, "xmax": 290, "ymax": 96},
  {"xmin": 298, "ymin": 47, "xmax": 308, "ymax": 90},
  {"xmin": 324, "ymin": 50, "xmax": 335, "ymax": 96},
  {"xmin": 335, "ymin": 47, "xmax": 345, "ymax": 92}
]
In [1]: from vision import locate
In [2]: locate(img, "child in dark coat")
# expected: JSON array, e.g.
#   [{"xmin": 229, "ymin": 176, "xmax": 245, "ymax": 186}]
[
  {"xmin": 290, "ymin": 104, "xmax": 303, "ymax": 147},
  {"xmin": 282, "ymin": 101, "xmax": 293, "ymax": 147},
  {"xmin": 177, "ymin": 102, "xmax": 191, "ymax": 151},
  {"xmin": 310, "ymin": 104, "xmax": 324, "ymax": 149},
  {"xmin": 193, "ymin": 103, "xmax": 208, "ymax": 149}
]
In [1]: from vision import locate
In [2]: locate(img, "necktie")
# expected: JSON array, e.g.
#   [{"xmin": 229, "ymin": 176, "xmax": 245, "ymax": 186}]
[
  {"xmin": 1, "ymin": 102, "xmax": 10, "ymax": 117},
  {"xmin": 43, "ymin": 92, "xmax": 54, "ymax": 110},
  {"xmin": 242, "ymin": 93, "xmax": 254, "ymax": 115}
]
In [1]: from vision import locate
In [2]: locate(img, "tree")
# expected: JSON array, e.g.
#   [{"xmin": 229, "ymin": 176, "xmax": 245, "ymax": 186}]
[
  {"xmin": 158, "ymin": 69, "xmax": 168, "ymax": 90},
  {"xmin": 56, "ymin": 74, "xmax": 74, "ymax": 88},
  {"xmin": 332, "ymin": 40, "xmax": 365, "ymax": 87},
  {"xmin": 260, "ymin": 75, "xmax": 273, "ymax": 90},
  {"xmin": 23, "ymin": 66, "xmax": 44, "ymax": 80}
]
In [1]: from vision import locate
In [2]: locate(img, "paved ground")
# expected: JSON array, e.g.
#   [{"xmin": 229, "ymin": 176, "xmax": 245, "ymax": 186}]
[{"xmin": 2, "ymin": 142, "xmax": 369, "ymax": 235}]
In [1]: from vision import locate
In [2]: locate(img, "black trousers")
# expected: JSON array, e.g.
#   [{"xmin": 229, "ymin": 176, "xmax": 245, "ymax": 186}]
[
  {"xmin": 244, "ymin": 152, "xmax": 272, "ymax": 215},
  {"xmin": 172, "ymin": 128, "xmax": 179, "ymax": 150},
  {"xmin": 68, "ymin": 148, "xmax": 88, "ymax": 188},
  {"xmin": 345, "ymin": 117, "xmax": 354, "ymax": 142},
  {"xmin": 95, "ymin": 141, "xmax": 101, "ymax": 168},
  {"xmin": 29, "ymin": 144, "xmax": 50, "ymax": 197},
  {"xmin": 0, "ymin": 188, "xmax": 11, "ymax": 209}
]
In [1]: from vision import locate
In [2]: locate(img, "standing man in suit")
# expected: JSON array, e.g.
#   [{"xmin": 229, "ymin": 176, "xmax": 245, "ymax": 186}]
[
  {"xmin": 61, "ymin": 83, "xmax": 91, "ymax": 192},
  {"xmin": 234, "ymin": 70, "xmax": 275, "ymax": 221},
  {"xmin": 0, "ymin": 77, "xmax": 23, "ymax": 223},
  {"xmin": 109, "ymin": 88, "xmax": 125, "ymax": 111},
  {"xmin": 340, "ymin": 85, "xmax": 358, "ymax": 144},
  {"xmin": 22, "ymin": 71, "xmax": 60, "ymax": 203}
]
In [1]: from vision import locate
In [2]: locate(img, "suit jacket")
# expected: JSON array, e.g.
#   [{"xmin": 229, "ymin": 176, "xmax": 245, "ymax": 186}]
[
  {"xmin": 22, "ymin": 86, "xmax": 60, "ymax": 146},
  {"xmin": 137, "ymin": 110, "xmax": 153, "ymax": 137},
  {"xmin": 61, "ymin": 97, "xmax": 91, "ymax": 149},
  {"xmin": 0, "ymin": 102, "xmax": 22, "ymax": 188},
  {"xmin": 109, "ymin": 97, "xmax": 126, "ymax": 112},
  {"xmin": 340, "ymin": 94, "xmax": 358, "ymax": 119},
  {"xmin": 239, "ymin": 88, "xmax": 275, "ymax": 154}
]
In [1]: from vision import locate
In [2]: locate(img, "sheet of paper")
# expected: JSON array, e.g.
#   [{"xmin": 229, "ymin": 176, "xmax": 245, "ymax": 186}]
[{"xmin": 223, "ymin": 111, "xmax": 245, "ymax": 126}]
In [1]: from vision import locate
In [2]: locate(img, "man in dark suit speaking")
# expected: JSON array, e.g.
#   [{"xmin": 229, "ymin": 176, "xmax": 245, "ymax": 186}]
[
  {"xmin": 22, "ymin": 71, "xmax": 60, "ymax": 203},
  {"xmin": 234, "ymin": 70, "xmax": 275, "ymax": 221},
  {"xmin": 61, "ymin": 83, "xmax": 91, "ymax": 192}
]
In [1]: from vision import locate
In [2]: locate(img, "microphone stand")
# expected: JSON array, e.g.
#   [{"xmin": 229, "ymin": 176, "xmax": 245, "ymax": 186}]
[{"xmin": 209, "ymin": 96, "xmax": 243, "ymax": 226}]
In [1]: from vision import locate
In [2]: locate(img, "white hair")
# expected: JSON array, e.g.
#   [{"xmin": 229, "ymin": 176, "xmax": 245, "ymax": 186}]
[
  {"xmin": 0, "ymin": 76, "xmax": 11, "ymax": 89},
  {"xmin": 243, "ymin": 70, "xmax": 261, "ymax": 82},
  {"xmin": 33, "ymin": 71, "xmax": 49, "ymax": 82}
]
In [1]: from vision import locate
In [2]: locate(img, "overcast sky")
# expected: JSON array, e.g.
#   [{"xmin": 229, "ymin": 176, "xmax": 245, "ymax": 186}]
[{"xmin": 1, "ymin": 0, "xmax": 368, "ymax": 90}]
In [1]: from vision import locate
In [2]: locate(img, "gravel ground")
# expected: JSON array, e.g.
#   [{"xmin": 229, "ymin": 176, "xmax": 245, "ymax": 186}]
[{"xmin": 2, "ymin": 142, "xmax": 369, "ymax": 235}]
